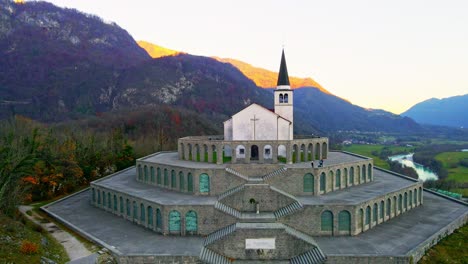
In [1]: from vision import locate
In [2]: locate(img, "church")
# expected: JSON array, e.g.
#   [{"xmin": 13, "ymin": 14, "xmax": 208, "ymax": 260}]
[{"xmin": 43, "ymin": 50, "xmax": 468, "ymax": 264}]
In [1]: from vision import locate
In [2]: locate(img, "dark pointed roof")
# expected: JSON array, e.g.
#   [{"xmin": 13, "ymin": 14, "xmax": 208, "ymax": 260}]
[{"xmin": 277, "ymin": 49, "xmax": 290, "ymax": 86}]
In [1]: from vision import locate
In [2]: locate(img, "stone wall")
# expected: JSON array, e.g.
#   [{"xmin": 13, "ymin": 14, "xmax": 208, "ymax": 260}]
[
  {"xmin": 90, "ymin": 185, "xmax": 237, "ymax": 236},
  {"xmin": 134, "ymin": 163, "xmax": 246, "ymax": 196},
  {"xmin": 280, "ymin": 182, "xmax": 423, "ymax": 236},
  {"xmin": 117, "ymin": 255, "xmax": 200, "ymax": 264},
  {"xmin": 207, "ymin": 229, "xmax": 314, "ymax": 260},
  {"xmin": 177, "ymin": 136, "xmax": 328, "ymax": 164},
  {"xmin": 220, "ymin": 184, "xmax": 295, "ymax": 212},
  {"xmin": 266, "ymin": 159, "xmax": 374, "ymax": 197}
]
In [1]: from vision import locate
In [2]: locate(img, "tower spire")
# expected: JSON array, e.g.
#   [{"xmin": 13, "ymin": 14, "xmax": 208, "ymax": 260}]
[{"xmin": 277, "ymin": 49, "xmax": 290, "ymax": 86}]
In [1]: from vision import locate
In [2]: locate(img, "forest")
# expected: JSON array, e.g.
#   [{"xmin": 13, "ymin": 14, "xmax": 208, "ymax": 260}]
[{"xmin": 0, "ymin": 105, "xmax": 220, "ymax": 216}]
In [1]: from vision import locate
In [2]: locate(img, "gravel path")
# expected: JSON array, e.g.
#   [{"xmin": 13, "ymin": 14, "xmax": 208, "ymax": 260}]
[{"xmin": 19, "ymin": 205, "xmax": 93, "ymax": 262}]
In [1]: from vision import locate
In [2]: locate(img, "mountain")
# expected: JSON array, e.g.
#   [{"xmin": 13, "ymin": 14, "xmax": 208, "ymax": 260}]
[
  {"xmin": 136, "ymin": 41, "xmax": 328, "ymax": 92},
  {"xmin": 0, "ymin": 0, "xmax": 421, "ymax": 135},
  {"xmin": 0, "ymin": 0, "xmax": 150, "ymax": 120},
  {"xmin": 212, "ymin": 57, "xmax": 329, "ymax": 92},
  {"xmin": 293, "ymin": 88, "xmax": 421, "ymax": 134},
  {"xmin": 401, "ymin": 94, "xmax": 468, "ymax": 128},
  {"xmin": 137, "ymin": 41, "xmax": 182, "ymax": 58}
]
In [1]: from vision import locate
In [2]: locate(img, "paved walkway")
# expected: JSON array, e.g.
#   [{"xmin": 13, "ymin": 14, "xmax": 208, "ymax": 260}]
[
  {"xmin": 42, "ymin": 188, "xmax": 467, "ymax": 257},
  {"xmin": 42, "ymin": 191, "xmax": 204, "ymax": 255},
  {"xmin": 18, "ymin": 205, "xmax": 93, "ymax": 262}
]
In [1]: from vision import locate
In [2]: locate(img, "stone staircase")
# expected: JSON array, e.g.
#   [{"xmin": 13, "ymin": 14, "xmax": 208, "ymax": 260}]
[
  {"xmin": 203, "ymin": 223, "xmax": 237, "ymax": 246},
  {"xmin": 214, "ymin": 201, "xmax": 241, "ymax": 218},
  {"xmin": 290, "ymin": 247, "xmax": 327, "ymax": 264},
  {"xmin": 284, "ymin": 224, "xmax": 327, "ymax": 263},
  {"xmin": 225, "ymin": 167, "xmax": 250, "ymax": 181},
  {"xmin": 274, "ymin": 201, "xmax": 303, "ymax": 219},
  {"xmin": 218, "ymin": 184, "xmax": 245, "ymax": 201},
  {"xmin": 199, "ymin": 247, "xmax": 231, "ymax": 264},
  {"xmin": 262, "ymin": 166, "xmax": 287, "ymax": 181}
]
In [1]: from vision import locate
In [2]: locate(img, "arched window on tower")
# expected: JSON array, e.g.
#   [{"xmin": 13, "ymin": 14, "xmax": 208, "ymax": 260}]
[
  {"xmin": 284, "ymin": 93, "xmax": 289, "ymax": 103},
  {"xmin": 279, "ymin": 94, "xmax": 284, "ymax": 103}
]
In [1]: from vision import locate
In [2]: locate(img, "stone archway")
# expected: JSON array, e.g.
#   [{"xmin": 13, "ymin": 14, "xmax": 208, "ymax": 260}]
[{"xmin": 251, "ymin": 145, "xmax": 259, "ymax": 160}]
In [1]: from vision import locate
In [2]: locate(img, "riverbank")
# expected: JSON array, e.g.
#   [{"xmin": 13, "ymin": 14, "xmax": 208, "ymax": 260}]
[{"xmin": 388, "ymin": 153, "xmax": 438, "ymax": 181}]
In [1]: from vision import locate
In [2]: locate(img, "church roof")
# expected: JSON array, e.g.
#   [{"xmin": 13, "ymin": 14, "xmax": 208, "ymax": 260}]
[{"xmin": 276, "ymin": 49, "xmax": 290, "ymax": 86}]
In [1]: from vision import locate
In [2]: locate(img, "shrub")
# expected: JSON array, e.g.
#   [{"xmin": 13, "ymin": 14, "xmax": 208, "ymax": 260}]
[{"xmin": 20, "ymin": 240, "xmax": 39, "ymax": 254}]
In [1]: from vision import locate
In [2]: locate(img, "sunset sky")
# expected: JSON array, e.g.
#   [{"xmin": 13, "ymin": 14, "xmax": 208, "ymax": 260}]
[{"xmin": 44, "ymin": 0, "xmax": 468, "ymax": 114}]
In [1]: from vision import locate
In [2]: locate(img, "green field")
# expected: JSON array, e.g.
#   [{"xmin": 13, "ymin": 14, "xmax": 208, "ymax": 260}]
[
  {"xmin": 435, "ymin": 152, "xmax": 468, "ymax": 183},
  {"xmin": 342, "ymin": 144, "xmax": 413, "ymax": 169},
  {"xmin": 435, "ymin": 151, "xmax": 468, "ymax": 196}
]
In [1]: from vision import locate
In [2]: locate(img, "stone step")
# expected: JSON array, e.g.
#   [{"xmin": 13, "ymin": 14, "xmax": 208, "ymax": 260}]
[
  {"xmin": 274, "ymin": 201, "xmax": 303, "ymax": 219},
  {"xmin": 290, "ymin": 247, "xmax": 327, "ymax": 264},
  {"xmin": 214, "ymin": 201, "xmax": 241, "ymax": 218},
  {"xmin": 239, "ymin": 212, "xmax": 276, "ymax": 223},
  {"xmin": 225, "ymin": 167, "xmax": 250, "ymax": 181},
  {"xmin": 218, "ymin": 184, "xmax": 245, "ymax": 201},
  {"xmin": 262, "ymin": 167, "xmax": 287, "ymax": 181},
  {"xmin": 203, "ymin": 223, "xmax": 237, "ymax": 246},
  {"xmin": 199, "ymin": 247, "xmax": 231, "ymax": 264}
]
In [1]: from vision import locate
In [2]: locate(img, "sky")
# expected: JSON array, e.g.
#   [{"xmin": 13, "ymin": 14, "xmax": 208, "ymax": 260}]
[{"xmin": 43, "ymin": 0, "xmax": 468, "ymax": 114}]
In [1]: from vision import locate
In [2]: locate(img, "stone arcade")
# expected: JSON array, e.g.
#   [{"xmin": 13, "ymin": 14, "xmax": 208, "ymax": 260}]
[{"xmin": 43, "ymin": 50, "xmax": 467, "ymax": 264}]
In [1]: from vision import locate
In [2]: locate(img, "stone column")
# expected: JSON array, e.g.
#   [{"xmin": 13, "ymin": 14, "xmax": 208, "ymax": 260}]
[
  {"xmin": 231, "ymin": 144, "xmax": 237, "ymax": 164},
  {"xmin": 245, "ymin": 144, "xmax": 251, "ymax": 164},
  {"xmin": 178, "ymin": 142, "xmax": 184, "ymax": 160},
  {"xmin": 207, "ymin": 145, "xmax": 213, "ymax": 163},
  {"xmin": 259, "ymin": 144, "xmax": 264, "ymax": 163},
  {"xmin": 216, "ymin": 144, "xmax": 223, "ymax": 165},
  {"xmin": 183, "ymin": 144, "xmax": 189, "ymax": 161},
  {"xmin": 272, "ymin": 143, "xmax": 278, "ymax": 163},
  {"xmin": 286, "ymin": 144, "xmax": 293, "ymax": 164}
]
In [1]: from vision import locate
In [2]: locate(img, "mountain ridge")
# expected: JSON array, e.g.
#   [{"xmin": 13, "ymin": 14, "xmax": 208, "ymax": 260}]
[
  {"xmin": 402, "ymin": 94, "xmax": 468, "ymax": 128},
  {"xmin": 0, "ymin": 0, "xmax": 422, "ymax": 134}
]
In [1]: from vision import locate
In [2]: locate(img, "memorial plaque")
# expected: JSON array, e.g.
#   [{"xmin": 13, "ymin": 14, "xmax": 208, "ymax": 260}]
[{"xmin": 245, "ymin": 238, "xmax": 275, "ymax": 249}]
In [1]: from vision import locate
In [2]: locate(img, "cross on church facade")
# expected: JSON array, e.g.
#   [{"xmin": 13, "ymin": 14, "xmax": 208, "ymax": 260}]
[{"xmin": 250, "ymin": 115, "xmax": 259, "ymax": 140}]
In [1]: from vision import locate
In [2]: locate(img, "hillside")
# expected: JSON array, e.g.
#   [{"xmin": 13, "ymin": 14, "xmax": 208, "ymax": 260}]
[
  {"xmin": 137, "ymin": 40, "xmax": 182, "ymax": 58},
  {"xmin": 0, "ymin": 0, "xmax": 422, "ymax": 135},
  {"xmin": 402, "ymin": 94, "xmax": 468, "ymax": 128},
  {"xmin": 137, "ymin": 41, "xmax": 328, "ymax": 92},
  {"xmin": 0, "ymin": 0, "xmax": 150, "ymax": 120},
  {"xmin": 292, "ymin": 87, "xmax": 421, "ymax": 134},
  {"xmin": 212, "ymin": 57, "xmax": 329, "ymax": 91}
]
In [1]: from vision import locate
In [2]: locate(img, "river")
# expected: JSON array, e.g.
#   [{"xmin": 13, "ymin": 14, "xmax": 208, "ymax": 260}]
[{"xmin": 388, "ymin": 153, "xmax": 438, "ymax": 181}]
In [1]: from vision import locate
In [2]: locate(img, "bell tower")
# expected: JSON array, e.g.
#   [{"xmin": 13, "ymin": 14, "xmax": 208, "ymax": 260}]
[{"xmin": 274, "ymin": 49, "xmax": 293, "ymax": 136}]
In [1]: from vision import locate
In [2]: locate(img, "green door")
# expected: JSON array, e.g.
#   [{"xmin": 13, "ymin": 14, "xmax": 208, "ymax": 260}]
[
  {"xmin": 338, "ymin": 211, "xmax": 351, "ymax": 233},
  {"xmin": 185, "ymin": 211, "xmax": 198, "ymax": 233},
  {"xmin": 199, "ymin": 174, "xmax": 210, "ymax": 193},
  {"xmin": 303, "ymin": 173, "xmax": 314, "ymax": 193},
  {"xmin": 169, "ymin": 211, "xmax": 181, "ymax": 232}
]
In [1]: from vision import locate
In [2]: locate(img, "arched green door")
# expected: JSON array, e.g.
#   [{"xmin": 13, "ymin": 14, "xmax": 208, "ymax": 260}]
[
  {"xmin": 338, "ymin": 210, "xmax": 351, "ymax": 233},
  {"xmin": 321, "ymin": 210, "xmax": 333, "ymax": 232},
  {"xmin": 185, "ymin": 211, "xmax": 198, "ymax": 233},
  {"xmin": 303, "ymin": 173, "xmax": 314, "ymax": 193},
  {"xmin": 156, "ymin": 209, "xmax": 162, "ymax": 230},
  {"xmin": 169, "ymin": 211, "xmax": 181, "ymax": 232},
  {"xmin": 199, "ymin": 173, "xmax": 210, "ymax": 193}
]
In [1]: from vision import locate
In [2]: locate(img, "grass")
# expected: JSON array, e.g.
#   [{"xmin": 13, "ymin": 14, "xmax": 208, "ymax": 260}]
[
  {"xmin": 342, "ymin": 144, "xmax": 413, "ymax": 169},
  {"xmin": 0, "ymin": 213, "xmax": 69, "ymax": 264},
  {"xmin": 435, "ymin": 152, "xmax": 468, "ymax": 183},
  {"xmin": 419, "ymin": 224, "xmax": 468, "ymax": 264}
]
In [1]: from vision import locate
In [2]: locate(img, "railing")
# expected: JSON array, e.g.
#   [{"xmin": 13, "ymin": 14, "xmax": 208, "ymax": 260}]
[
  {"xmin": 199, "ymin": 247, "xmax": 231, "ymax": 264},
  {"xmin": 262, "ymin": 167, "xmax": 287, "ymax": 181},
  {"xmin": 290, "ymin": 247, "xmax": 327, "ymax": 264},
  {"xmin": 203, "ymin": 223, "xmax": 237, "ymax": 246},
  {"xmin": 274, "ymin": 201, "xmax": 303, "ymax": 219},
  {"xmin": 225, "ymin": 168, "xmax": 249, "ymax": 181},
  {"xmin": 214, "ymin": 201, "xmax": 241, "ymax": 218},
  {"xmin": 218, "ymin": 184, "xmax": 245, "ymax": 201}
]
